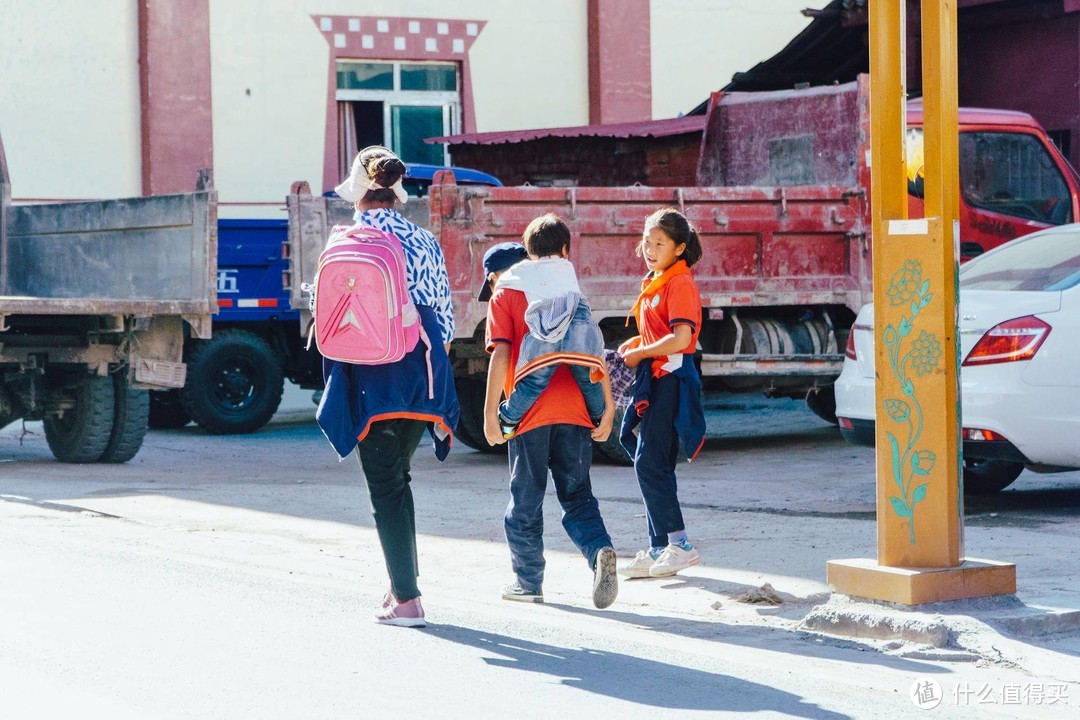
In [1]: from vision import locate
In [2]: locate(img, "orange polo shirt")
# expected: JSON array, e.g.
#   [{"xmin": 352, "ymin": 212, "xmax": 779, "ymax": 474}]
[{"xmin": 637, "ymin": 271, "xmax": 702, "ymax": 377}]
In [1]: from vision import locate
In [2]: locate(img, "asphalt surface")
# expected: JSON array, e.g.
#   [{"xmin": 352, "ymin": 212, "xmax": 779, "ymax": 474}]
[{"xmin": 1, "ymin": 387, "xmax": 1078, "ymax": 718}]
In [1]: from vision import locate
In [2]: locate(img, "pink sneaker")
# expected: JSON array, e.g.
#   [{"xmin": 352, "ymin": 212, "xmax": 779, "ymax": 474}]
[{"xmin": 375, "ymin": 596, "xmax": 426, "ymax": 627}]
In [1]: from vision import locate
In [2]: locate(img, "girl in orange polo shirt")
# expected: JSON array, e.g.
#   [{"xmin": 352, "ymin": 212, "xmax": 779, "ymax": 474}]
[{"xmin": 618, "ymin": 208, "xmax": 705, "ymax": 579}]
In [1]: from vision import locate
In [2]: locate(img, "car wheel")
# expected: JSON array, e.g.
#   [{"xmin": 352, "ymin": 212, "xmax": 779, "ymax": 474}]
[{"xmin": 963, "ymin": 458, "xmax": 1024, "ymax": 494}]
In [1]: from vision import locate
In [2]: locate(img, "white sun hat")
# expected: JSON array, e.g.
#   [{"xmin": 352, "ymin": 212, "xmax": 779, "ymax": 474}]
[{"xmin": 334, "ymin": 153, "xmax": 408, "ymax": 204}]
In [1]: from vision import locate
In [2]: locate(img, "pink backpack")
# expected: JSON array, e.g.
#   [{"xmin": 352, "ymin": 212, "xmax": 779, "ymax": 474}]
[{"xmin": 307, "ymin": 223, "xmax": 421, "ymax": 364}]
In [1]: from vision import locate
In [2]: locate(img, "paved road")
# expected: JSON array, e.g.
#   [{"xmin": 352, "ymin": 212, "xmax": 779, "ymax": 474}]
[{"xmin": 1, "ymin": 393, "xmax": 1077, "ymax": 719}]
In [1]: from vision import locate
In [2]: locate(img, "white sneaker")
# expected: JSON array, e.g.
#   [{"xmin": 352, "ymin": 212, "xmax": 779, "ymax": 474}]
[
  {"xmin": 619, "ymin": 549, "xmax": 659, "ymax": 579},
  {"xmin": 649, "ymin": 543, "xmax": 700, "ymax": 577}
]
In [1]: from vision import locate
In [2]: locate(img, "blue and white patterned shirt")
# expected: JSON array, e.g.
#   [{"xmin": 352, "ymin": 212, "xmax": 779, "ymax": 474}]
[{"xmin": 355, "ymin": 208, "xmax": 455, "ymax": 345}]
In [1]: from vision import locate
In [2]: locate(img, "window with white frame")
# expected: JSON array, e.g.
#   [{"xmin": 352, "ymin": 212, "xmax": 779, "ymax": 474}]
[{"xmin": 335, "ymin": 60, "xmax": 460, "ymax": 169}]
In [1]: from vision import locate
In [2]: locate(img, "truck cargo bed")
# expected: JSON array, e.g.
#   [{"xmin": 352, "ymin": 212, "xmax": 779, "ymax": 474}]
[{"xmin": 1, "ymin": 193, "xmax": 215, "ymax": 316}]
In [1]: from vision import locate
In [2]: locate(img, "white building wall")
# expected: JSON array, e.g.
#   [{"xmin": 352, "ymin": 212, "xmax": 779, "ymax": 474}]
[
  {"xmin": 2, "ymin": 0, "xmax": 818, "ymax": 206},
  {"xmin": 297, "ymin": 0, "xmax": 589, "ymax": 132},
  {"xmin": 0, "ymin": 0, "xmax": 141, "ymax": 200},
  {"xmin": 458, "ymin": 0, "xmax": 589, "ymax": 132},
  {"xmin": 651, "ymin": 0, "xmax": 815, "ymax": 118},
  {"xmin": 209, "ymin": 0, "xmax": 329, "ymax": 211},
  {"xmin": 210, "ymin": 0, "xmax": 589, "ymax": 211}
]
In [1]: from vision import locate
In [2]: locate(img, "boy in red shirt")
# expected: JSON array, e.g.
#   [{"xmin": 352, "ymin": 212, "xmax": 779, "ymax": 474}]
[{"xmin": 481, "ymin": 217, "xmax": 619, "ymax": 609}]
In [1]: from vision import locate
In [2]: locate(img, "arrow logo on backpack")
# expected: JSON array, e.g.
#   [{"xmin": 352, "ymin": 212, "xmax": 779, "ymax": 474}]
[
  {"xmin": 326, "ymin": 293, "xmax": 379, "ymax": 339},
  {"xmin": 338, "ymin": 308, "xmax": 362, "ymax": 331}
]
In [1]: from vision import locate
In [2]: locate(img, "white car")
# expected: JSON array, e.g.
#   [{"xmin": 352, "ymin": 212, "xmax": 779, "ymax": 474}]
[{"xmin": 835, "ymin": 223, "xmax": 1080, "ymax": 493}]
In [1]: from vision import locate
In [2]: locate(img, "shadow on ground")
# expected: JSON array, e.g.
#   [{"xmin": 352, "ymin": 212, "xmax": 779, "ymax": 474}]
[{"xmin": 428, "ymin": 623, "xmax": 854, "ymax": 718}]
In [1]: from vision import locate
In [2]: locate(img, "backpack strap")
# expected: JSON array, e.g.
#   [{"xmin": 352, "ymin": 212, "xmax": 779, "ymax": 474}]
[
  {"xmin": 301, "ymin": 282, "xmax": 316, "ymax": 350},
  {"xmin": 420, "ymin": 325, "xmax": 434, "ymax": 400}
]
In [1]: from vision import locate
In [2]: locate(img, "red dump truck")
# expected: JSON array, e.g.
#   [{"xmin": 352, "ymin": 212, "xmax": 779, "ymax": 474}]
[{"xmin": 287, "ymin": 76, "xmax": 1080, "ymax": 458}]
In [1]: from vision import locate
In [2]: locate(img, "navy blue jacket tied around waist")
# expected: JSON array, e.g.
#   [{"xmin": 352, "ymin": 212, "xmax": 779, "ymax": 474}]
[
  {"xmin": 619, "ymin": 355, "xmax": 706, "ymax": 462},
  {"xmin": 317, "ymin": 304, "xmax": 460, "ymax": 461}
]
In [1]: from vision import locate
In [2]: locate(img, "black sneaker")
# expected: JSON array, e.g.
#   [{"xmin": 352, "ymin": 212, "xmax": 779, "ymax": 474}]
[
  {"xmin": 502, "ymin": 582, "xmax": 543, "ymax": 603},
  {"xmin": 592, "ymin": 547, "xmax": 619, "ymax": 609}
]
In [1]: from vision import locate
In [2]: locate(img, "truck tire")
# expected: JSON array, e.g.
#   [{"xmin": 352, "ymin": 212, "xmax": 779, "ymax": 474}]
[
  {"xmin": 593, "ymin": 404, "xmax": 633, "ymax": 466},
  {"xmin": 43, "ymin": 375, "xmax": 116, "ymax": 463},
  {"xmin": 454, "ymin": 377, "xmax": 506, "ymax": 454},
  {"xmin": 805, "ymin": 385, "xmax": 839, "ymax": 425},
  {"xmin": 181, "ymin": 330, "xmax": 285, "ymax": 435},
  {"xmin": 963, "ymin": 458, "xmax": 1024, "ymax": 494},
  {"xmin": 148, "ymin": 389, "xmax": 191, "ymax": 429},
  {"xmin": 449, "ymin": 400, "xmax": 483, "ymax": 449},
  {"xmin": 99, "ymin": 374, "xmax": 150, "ymax": 463}
]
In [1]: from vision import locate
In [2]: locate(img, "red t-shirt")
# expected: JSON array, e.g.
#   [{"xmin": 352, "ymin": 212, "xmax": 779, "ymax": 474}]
[
  {"xmin": 638, "ymin": 272, "xmax": 702, "ymax": 377},
  {"xmin": 485, "ymin": 287, "xmax": 593, "ymax": 434}
]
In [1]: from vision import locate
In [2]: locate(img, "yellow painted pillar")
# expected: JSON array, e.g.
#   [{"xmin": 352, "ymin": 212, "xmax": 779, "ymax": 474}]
[
  {"xmin": 867, "ymin": 0, "xmax": 908, "ymax": 231},
  {"xmin": 827, "ymin": 0, "xmax": 1016, "ymax": 604}
]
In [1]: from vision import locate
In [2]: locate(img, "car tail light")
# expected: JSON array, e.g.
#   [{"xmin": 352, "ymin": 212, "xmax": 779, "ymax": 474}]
[
  {"xmin": 963, "ymin": 427, "xmax": 1008, "ymax": 442},
  {"xmin": 838, "ymin": 417, "xmax": 854, "ymax": 430},
  {"xmin": 961, "ymin": 315, "xmax": 1051, "ymax": 366},
  {"xmin": 845, "ymin": 323, "xmax": 871, "ymax": 361}
]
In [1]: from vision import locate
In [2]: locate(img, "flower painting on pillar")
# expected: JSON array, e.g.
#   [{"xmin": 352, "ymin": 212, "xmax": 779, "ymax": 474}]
[{"xmin": 882, "ymin": 259, "xmax": 942, "ymax": 544}]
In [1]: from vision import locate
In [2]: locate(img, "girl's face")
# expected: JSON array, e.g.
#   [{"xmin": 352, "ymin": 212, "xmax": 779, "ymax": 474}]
[{"xmin": 641, "ymin": 226, "xmax": 685, "ymax": 274}]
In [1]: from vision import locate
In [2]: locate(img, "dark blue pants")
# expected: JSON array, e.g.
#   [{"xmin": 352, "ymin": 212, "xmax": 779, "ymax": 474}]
[
  {"xmin": 356, "ymin": 418, "xmax": 427, "ymax": 601},
  {"xmin": 505, "ymin": 423, "xmax": 613, "ymax": 592},
  {"xmin": 633, "ymin": 373, "xmax": 685, "ymax": 548}
]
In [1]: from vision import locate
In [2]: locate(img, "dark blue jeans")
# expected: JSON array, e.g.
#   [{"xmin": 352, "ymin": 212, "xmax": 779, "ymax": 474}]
[
  {"xmin": 505, "ymin": 423, "xmax": 613, "ymax": 593},
  {"xmin": 356, "ymin": 418, "xmax": 427, "ymax": 602},
  {"xmin": 500, "ymin": 364, "xmax": 605, "ymax": 426},
  {"xmin": 633, "ymin": 373, "xmax": 686, "ymax": 548}
]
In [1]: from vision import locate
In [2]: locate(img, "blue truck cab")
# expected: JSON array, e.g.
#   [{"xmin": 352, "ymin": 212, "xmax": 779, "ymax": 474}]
[
  {"xmin": 401, "ymin": 163, "xmax": 502, "ymax": 196},
  {"xmin": 149, "ymin": 218, "xmax": 321, "ymax": 433},
  {"xmin": 150, "ymin": 164, "xmax": 500, "ymax": 434}
]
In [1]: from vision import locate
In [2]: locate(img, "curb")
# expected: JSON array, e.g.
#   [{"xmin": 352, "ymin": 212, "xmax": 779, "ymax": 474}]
[{"xmin": 801, "ymin": 593, "xmax": 1080, "ymax": 650}]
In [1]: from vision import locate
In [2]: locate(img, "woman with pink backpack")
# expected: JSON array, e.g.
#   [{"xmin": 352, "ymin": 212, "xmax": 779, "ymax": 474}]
[{"xmin": 314, "ymin": 146, "xmax": 459, "ymax": 628}]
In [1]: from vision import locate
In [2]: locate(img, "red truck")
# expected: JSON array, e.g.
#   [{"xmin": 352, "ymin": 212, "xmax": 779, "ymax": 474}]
[{"xmin": 286, "ymin": 75, "xmax": 1080, "ymax": 459}]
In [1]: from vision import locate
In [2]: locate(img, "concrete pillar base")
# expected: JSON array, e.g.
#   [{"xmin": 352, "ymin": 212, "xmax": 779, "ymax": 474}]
[{"xmin": 827, "ymin": 557, "xmax": 1016, "ymax": 605}]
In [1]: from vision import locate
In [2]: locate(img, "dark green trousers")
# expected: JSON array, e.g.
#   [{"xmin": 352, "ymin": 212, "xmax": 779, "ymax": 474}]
[{"xmin": 356, "ymin": 418, "xmax": 427, "ymax": 601}]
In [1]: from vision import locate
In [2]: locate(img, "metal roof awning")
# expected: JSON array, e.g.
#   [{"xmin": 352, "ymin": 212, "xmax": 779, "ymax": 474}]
[{"xmin": 428, "ymin": 115, "xmax": 706, "ymax": 146}]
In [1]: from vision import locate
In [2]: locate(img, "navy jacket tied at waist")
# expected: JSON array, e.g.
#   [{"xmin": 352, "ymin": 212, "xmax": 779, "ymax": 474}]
[
  {"xmin": 317, "ymin": 304, "xmax": 459, "ymax": 461},
  {"xmin": 619, "ymin": 355, "xmax": 706, "ymax": 462}
]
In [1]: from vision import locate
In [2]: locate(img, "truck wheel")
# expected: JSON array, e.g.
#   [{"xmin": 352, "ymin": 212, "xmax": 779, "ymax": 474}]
[
  {"xmin": 805, "ymin": 385, "xmax": 838, "ymax": 425},
  {"xmin": 449, "ymin": 399, "xmax": 483, "ymax": 449},
  {"xmin": 43, "ymin": 375, "xmax": 116, "ymax": 463},
  {"xmin": 99, "ymin": 374, "xmax": 150, "ymax": 463},
  {"xmin": 594, "ymin": 404, "xmax": 633, "ymax": 466},
  {"xmin": 0, "ymin": 386, "xmax": 19, "ymax": 429},
  {"xmin": 181, "ymin": 330, "xmax": 284, "ymax": 434},
  {"xmin": 148, "ymin": 389, "xmax": 191, "ymax": 429},
  {"xmin": 454, "ymin": 377, "xmax": 506, "ymax": 454},
  {"xmin": 963, "ymin": 458, "xmax": 1024, "ymax": 494}
]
